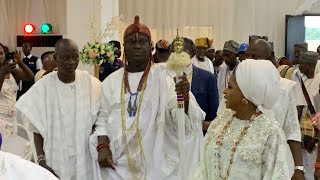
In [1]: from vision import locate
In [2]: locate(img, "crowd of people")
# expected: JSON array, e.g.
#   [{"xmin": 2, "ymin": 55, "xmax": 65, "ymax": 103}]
[{"xmin": 1, "ymin": 15, "xmax": 320, "ymax": 180}]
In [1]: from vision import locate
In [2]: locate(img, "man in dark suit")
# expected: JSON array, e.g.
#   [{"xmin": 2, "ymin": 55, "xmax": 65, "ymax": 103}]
[
  {"xmin": 17, "ymin": 42, "xmax": 42, "ymax": 99},
  {"xmin": 99, "ymin": 41, "xmax": 123, "ymax": 82},
  {"xmin": 191, "ymin": 65, "xmax": 219, "ymax": 122},
  {"xmin": 183, "ymin": 37, "xmax": 219, "ymax": 131}
]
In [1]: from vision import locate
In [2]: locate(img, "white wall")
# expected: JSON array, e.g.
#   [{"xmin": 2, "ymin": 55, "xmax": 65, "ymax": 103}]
[
  {"xmin": 66, "ymin": 0, "xmax": 119, "ymax": 75},
  {"xmin": 29, "ymin": 0, "xmax": 45, "ymax": 33},
  {"xmin": 307, "ymin": 3, "xmax": 320, "ymax": 13},
  {"xmin": 101, "ymin": 0, "xmax": 120, "ymax": 42},
  {"xmin": 66, "ymin": 0, "xmax": 102, "ymax": 74}
]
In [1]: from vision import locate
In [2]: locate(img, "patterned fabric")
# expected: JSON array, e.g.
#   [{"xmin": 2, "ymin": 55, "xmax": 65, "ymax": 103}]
[
  {"xmin": 0, "ymin": 74, "xmax": 18, "ymax": 138},
  {"xmin": 195, "ymin": 37, "xmax": 213, "ymax": 48},
  {"xmin": 223, "ymin": 40, "xmax": 240, "ymax": 54},
  {"xmin": 194, "ymin": 110, "xmax": 291, "ymax": 180}
]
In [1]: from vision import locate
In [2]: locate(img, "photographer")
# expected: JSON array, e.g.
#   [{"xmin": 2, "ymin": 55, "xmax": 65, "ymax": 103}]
[{"xmin": 0, "ymin": 43, "xmax": 34, "ymax": 145}]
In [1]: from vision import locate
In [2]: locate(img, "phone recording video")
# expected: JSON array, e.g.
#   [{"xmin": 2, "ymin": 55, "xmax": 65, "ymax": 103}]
[{"xmin": 5, "ymin": 52, "xmax": 14, "ymax": 63}]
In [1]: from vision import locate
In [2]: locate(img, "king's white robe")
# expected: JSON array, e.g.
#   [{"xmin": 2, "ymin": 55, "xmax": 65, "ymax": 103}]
[
  {"xmin": 91, "ymin": 64, "xmax": 205, "ymax": 180},
  {"xmin": 15, "ymin": 70, "xmax": 101, "ymax": 180}
]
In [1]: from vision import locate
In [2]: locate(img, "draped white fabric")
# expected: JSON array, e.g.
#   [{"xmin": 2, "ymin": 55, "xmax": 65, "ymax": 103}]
[{"xmin": 120, "ymin": 0, "xmax": 307, "ymax": 56}]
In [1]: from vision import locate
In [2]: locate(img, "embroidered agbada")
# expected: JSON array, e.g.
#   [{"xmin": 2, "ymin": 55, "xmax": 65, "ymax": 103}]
[
  {"xmin": 15, "ymin": 70, "xmax": 101, "ymax": 180},
  {"xmin": 0, "ymin": 151, "xmax": 58, "ymax": 180},
  {"xmin": 91, "ymin": 64, "xmax": 205, "ymax": 180},
  {"xmin": 217, "ymin": 62, "xmax": 238, "ymax": 102}
]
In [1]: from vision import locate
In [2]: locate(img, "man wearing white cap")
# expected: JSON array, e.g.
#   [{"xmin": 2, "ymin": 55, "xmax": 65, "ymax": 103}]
[
  {"xmin": 295, "ymin": 51, "xmax": 320, "ymax": 180},
  {"xmin": 292, "ymin": 42, "xmax": 308, "ymax": 65},
  {"xmin": 206, "ymin": 44, "xmax": 215, "ymax": 62},
  {"xmin": 217, "ymin": 40, "xmax": 240, "ymax": 102}
]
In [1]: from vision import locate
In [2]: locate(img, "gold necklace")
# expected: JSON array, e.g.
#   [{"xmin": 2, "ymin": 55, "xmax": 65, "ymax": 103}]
[
  {"xmin": 214, "ymin": 111, "xmax": 260, "ymax": 179},
  {"xmin": 121, "ymin": 72, "xmax": 147, "ymax": 180}
]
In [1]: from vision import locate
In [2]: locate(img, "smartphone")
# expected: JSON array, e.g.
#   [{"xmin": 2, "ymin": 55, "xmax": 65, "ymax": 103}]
[{"xmin": 5, "ymin": 52, "xmax": 14, "ymax": 63}]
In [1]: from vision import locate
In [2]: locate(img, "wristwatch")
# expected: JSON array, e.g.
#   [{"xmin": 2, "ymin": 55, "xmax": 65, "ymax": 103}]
[{"xmin": 295, "ymin": 166, "xmax": 306, "ymax": 173}]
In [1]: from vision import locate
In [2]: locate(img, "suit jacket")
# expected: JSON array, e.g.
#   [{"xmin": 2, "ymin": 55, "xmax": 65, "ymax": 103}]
[{"xmin": 191, "ymin": 65, "xmax": 219, "ymax": 122}]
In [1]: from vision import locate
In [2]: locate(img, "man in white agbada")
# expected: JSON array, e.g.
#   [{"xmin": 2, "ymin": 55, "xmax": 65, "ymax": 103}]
[
  {"xmin": 191, "ymin": 37, "xmax": 214, "ymax": 74},
  {"xmin": 217, "ymin": 40, "xmax": 240, "ymax": 102},
  {"xmin": 218, "ymin": 39, "xmax": 304, "ymax": 179},
  {"xmin": 90, "ymin": 16, "xmax": 204, "ymax": 180},
  {"xmin": 15, "ymin": 39, "xmax": 101, "ymax": 180},
  {"xmin": 294, "ymin": 51, "xmax": 320, "ymax": 180},
  {"xmin": 194, "ymin": 59, "xmax": 291, "ymax": 179}
]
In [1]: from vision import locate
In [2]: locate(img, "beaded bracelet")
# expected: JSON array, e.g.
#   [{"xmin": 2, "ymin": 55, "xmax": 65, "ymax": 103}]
[
  {"xmin": 315, "ymin": 162, "xmax": 320, "ymax": 169},
  {"xmin": 97, "ymin": 143, "xmax": 110, "ymax": 152},
  {"xmin": 37, "ymin": 154, "xmax": 46, "ymax": 164}
]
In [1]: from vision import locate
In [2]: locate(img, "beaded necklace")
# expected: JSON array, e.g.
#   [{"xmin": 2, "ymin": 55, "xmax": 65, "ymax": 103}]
[
  {"xmin": 215, "ymin": 111, "xmax": 260, "ymax": 179},
  {"xmin": 120, "ymin": 64, "xmax": 150, "ymax": 180},
  {"xmin": 124, "ymin": 60, "xmax": 151, "ymax": 117}
]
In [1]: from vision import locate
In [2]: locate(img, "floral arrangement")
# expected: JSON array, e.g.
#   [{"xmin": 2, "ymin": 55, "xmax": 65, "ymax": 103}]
[
  {"xmin": 80, "ymin": 15, "xmax": 124, "ymax": 65},
  {"xmin": 80, "ymin": 41, "xmax": 116, "ymax": 65}
]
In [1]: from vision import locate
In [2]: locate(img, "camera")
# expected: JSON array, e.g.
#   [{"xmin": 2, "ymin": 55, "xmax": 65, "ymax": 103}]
[{"xmin": 5, "ymin": 52, "xmax": 14, "ymax": 62}]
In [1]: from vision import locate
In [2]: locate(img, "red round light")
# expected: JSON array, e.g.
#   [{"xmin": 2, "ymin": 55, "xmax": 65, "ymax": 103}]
[{"xmin": 24, "ymin": 24, "xmax": 35, "ymax": 34}]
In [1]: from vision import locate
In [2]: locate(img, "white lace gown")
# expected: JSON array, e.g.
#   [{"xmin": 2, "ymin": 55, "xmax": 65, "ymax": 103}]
[
  {"xmin": 0, "ymin": 74, "xmax": 18, "ymax": 137},
  {"xmin": 194, "ymin": 110, "xmax": 291, "ymax": 180}
]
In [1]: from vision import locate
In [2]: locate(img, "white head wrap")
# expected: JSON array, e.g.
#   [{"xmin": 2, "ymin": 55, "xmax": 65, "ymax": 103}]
[
  {"xmin": 315, "ymin": 60, "xmax": 320, "ymax": 76},
  {"xmin": 235, "ymin": 59, "xmax": 280, "ymax": 110}
]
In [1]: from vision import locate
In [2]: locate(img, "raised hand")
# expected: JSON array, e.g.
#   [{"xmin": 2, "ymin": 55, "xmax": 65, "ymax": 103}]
[{"xmin": 0, "ymin": 60, "xmax": 16, "ymax": 75}]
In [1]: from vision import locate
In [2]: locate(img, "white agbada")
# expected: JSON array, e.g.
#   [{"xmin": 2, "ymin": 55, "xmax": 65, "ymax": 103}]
[
  {"xmin": 91, "ymin": 64, "xmax": 205, "ymax": 180},
  {"xmin": 194, "ymin": 60, "xmax": 291, "ymax": 180},
  {"xmin": 298, "ymin": 73, "xmax": 320, "ymax": 180},
  {"xmin": 15, "ymin": 70, "xmax": 101, "ymax": 180},
  {"xmin": 0, "ymin": 151, "xmax": 58, "ymax": 180},
  {"xmin": 217, "ymin": 62, "xmax": 239, "ymax": 102},
  {"xmin": 191, "ymin": 56, "xmax": 214, "ymax": 74}
]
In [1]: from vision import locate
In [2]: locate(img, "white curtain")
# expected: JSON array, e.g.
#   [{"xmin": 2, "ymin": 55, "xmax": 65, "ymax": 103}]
[
  {"xmin": 0, "ymin": 0, "xmax": 31, "ymax": 50},
  {"xmin": 0, "ymin": 0, "xmax": 66, "ymax": 50},
  {"xmin": 120, "ymin": 0, "xmax": 306, "ymax": 56},
  {"xmin": 43, "ymin": 0, "xmax": 67, "ymax": 35}
]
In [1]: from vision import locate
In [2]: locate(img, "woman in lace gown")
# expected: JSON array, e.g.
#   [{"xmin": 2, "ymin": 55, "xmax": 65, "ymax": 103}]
[
  {"xmin": 0, "ymin": 43, "xmax": 34, "ymax": 155},
  {"xmin": 194, "ymin": 59, "xmax": 292, "ymax": 179}
]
